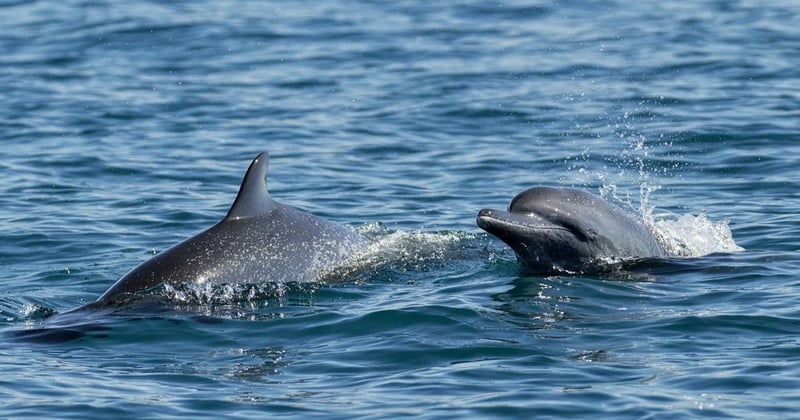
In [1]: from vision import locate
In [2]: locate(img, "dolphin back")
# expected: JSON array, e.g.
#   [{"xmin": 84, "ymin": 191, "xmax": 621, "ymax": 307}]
[{"xmin": 98, "ymin": 153, "xmax": 367, "ymax": 303}]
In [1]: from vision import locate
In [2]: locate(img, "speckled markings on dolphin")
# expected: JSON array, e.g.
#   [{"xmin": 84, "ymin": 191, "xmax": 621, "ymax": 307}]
[{"xmin": 97, "ymin": 152, "xmax": 368, "ymax": 304}]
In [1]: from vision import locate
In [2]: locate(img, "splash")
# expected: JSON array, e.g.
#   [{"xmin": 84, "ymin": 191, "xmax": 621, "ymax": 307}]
[
  {"xmin": 19, "ymin": 302, "xmax": 57, "ymax": 320},
  {"xmin": 163, "ymin": 281, "xmax": 290, "ymax": 306},
  {"xmin": 599, "ymin": 174, "xmax": 744, "ymax": 259},
  {"xmin": 346, "ymin": 223, "xmax": 478, "ymax": 274},
  {"xmin": 650, "ymin": 211, "xmax": 744, "ymax": 257},
  {"xmin": 564, "ymin": 105, "xmax": 744, "ymax": 259},
  {"xmin": 602, "ymin": 181, "xmax": 743, "ymax": 259}
]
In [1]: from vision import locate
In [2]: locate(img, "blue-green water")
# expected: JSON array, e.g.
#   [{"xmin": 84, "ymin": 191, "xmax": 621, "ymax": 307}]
[{"xmin": 2, "ymin": 0, "xmax": 799, "ymax": 417}]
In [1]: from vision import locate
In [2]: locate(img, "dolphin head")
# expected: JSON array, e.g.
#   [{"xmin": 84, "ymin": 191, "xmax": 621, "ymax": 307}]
[{"xmin": 477, "ymin": 187, "xmax": 659, "ymax": 274}]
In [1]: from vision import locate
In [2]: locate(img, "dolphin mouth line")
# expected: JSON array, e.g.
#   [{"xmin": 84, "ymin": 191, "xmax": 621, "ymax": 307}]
[{"xmin": 476, "ymin": 209, "xmax": 569, "ymax": 237}]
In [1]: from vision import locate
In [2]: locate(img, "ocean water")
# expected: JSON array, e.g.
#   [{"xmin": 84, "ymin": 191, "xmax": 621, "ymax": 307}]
[{"xmin": 1, "ymin": 0, "xmax": 799, "ymax": 418}]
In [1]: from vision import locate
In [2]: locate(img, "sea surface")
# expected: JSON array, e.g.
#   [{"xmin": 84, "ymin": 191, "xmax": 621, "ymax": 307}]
[{"xmin": 2, "ymin": 0, "xmax": 799, "ymax": 418}]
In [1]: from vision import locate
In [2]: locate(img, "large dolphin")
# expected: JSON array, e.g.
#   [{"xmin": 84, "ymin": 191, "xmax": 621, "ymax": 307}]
[
  {"xmin": 97, "ymin": 152, "xmax": 368, "ymax": 303},
  {"xmin": 476, "ymin": 187, "xmax": 665, "ymax": 274}
]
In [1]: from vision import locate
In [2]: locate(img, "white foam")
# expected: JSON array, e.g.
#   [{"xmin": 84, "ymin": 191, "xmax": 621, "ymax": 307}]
[
  {"xmin": 597, "ymin": 180, "xmax": 743, "ymax": 258},
  {"xmin": 346, "ymin": 224, "xmax": 478, "ymax": 273},
  {"xmin": 650, "ymin": 211, "xmax": 744, "ymax": 257}
]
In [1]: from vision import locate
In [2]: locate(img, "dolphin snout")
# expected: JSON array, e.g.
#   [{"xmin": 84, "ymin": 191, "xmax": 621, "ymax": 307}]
[{"xmin": 476, "ymin": 209, "xmax": 496, "ymax": 229}]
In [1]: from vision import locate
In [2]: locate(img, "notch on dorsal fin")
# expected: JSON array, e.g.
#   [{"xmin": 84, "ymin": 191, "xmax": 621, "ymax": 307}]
[{"xmin": 225, "ymin": 152, "xmax": 277, "ymax": 220}]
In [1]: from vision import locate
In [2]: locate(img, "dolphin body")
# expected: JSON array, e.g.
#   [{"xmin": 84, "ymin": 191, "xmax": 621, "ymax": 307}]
[
  {"xmin": 97, "ymin": 152, "xmax": 368, "ymax": 303},
  {"xmin": 476, "ymin": 187, "xmax": 665, "ymax": 274}
]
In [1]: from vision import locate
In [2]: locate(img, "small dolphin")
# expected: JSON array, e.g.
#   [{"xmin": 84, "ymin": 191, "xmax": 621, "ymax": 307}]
[
  {"xmin": 476, "ymin": 187, "xmax": 665, "ymax": 274},
  {"xmin": 98, "ymin": 152, "xmax": 367, "ymax": 303}
]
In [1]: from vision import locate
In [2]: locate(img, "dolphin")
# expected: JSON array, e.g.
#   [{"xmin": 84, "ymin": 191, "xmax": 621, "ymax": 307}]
[
  {"xmin": 97, "ymin": 152, "xmax": 368, "ymax": 303},
  {"xmin": 476, "ymin": 187, "xmax": 665, "ymax": 274}
]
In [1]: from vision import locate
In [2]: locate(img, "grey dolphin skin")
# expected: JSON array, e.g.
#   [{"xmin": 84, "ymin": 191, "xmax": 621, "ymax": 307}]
[
  {"xmin": 476, "ymin": 187, "xmax": 665, "ymax": 274},
  {"xmin": 97, "ymin": 152, "xmax": 368, "ymax": 303}
]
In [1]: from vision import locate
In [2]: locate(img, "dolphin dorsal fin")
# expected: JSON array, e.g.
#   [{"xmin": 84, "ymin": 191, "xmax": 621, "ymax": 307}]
[{"xmin": 225, "ymin": 152, "xmax": 277, "ymax": 220}]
